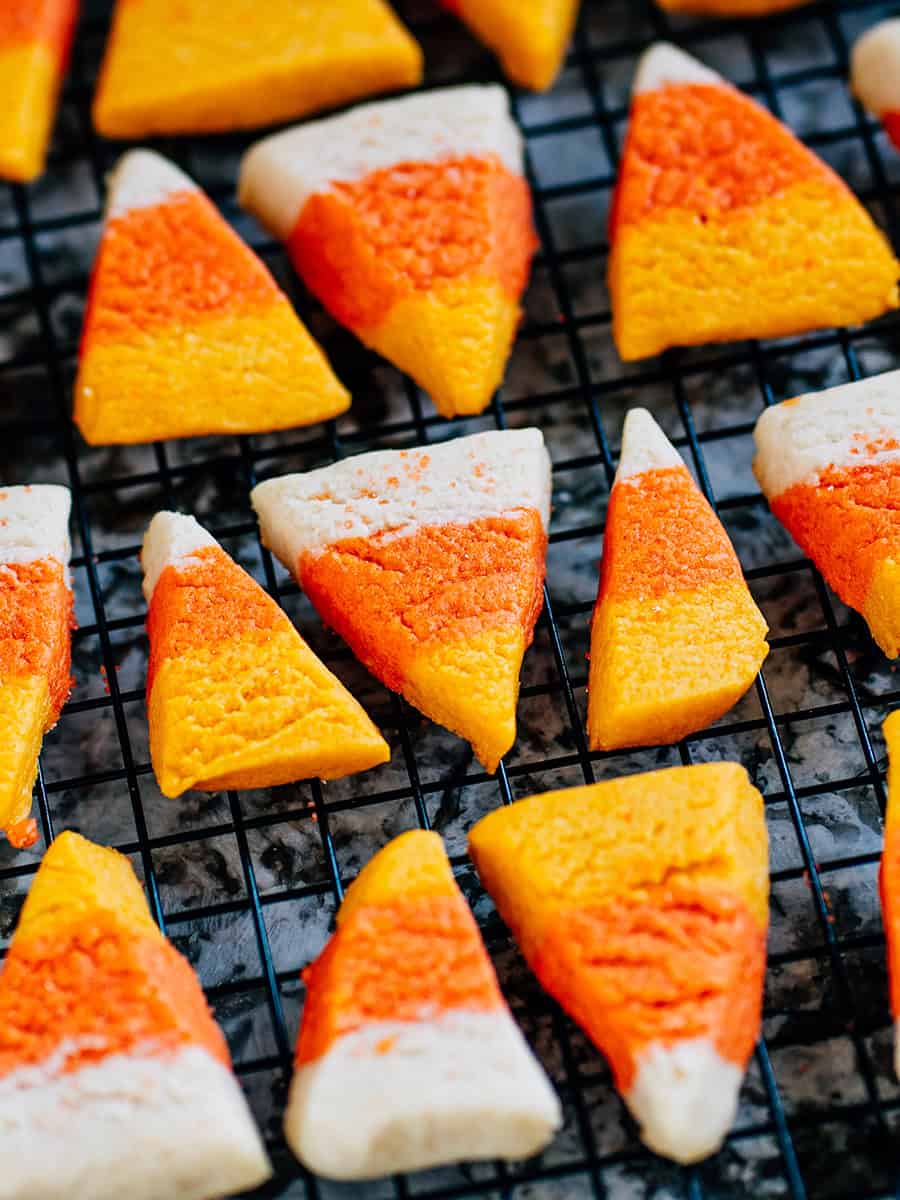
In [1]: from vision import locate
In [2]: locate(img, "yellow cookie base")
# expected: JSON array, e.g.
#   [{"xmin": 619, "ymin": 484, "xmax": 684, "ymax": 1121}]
[
  {"xmin": 453, "ymin": 0, "xmax": 579, "ymax": 91},
  {"xmin": 149, "ymin": 629, "xmax": 389, "ymax": 798},
  {"xmin": 0, "ymin": 676, "xmax": 49, "ymax": 836},
  {"xmin": 75, "ymin": 301, "xmax": 349, "ymax": 445},
  {"xmin": 403, "ymin": 626, "xmax": 527, "ymax": 773},
  {"xmin": 864, "ymin": 558, "xmax": 900, "ymax": 659},
  {"xmin": 610, "ymin": 180, "xmax": 900, "ymax": 361},
  {"xmin": 93, "ymin": 0, "xmax": 422, "ymax": 136},
  {"xmin": 365, "ymin": 278, "xmax": 520, "ymax": 420},
  {"xmin": 587, "ymin": 584, "xmax": 769, "ymax": 752},
  {"xmin": 0, "ymin": 43, "xmax": 60, "ymax": 183}
]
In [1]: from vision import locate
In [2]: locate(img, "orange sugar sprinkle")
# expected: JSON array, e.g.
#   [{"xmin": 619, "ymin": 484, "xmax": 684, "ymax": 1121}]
[
  {"xmin": 535, "ymin": 881, "xmax": 766, "ymax": 1091},
  {"xmin": 81, "ymin": 190, "xmax": 282, "ymax": 352},
  {"xmin": 0, "ymin": 916, "xmax": 230, "ymax": 1080},
  {"xmin": 295, "ymin": 895, "xmax": 503, "ymax": 1066},
  {"xmin": 146, "ymin": 545, "xmax": 286, "ymax": 695},
  {"xmin": 598, "ymin": 466, "xmax": 743, "ymax": 604},
  {"xmin": 289, "ymin": 155, "xmax": 537, "ymax": 331},
  {"xmin": 0, "ymin": 0, "xmax": 78, "ymax": 59},
  {"xmin": 611, "ymin": 83, "xmax": 843, "ymax": 235},
  {"xmin": 881, "ymin": 822, "xmax": 900, "ymax": 1017},
  {"xmin": 299, "ymin": 511, "xmax": 547, "ymax": 692},
  {"xmin": 0, "ymin": 558, "xmax": 74, "ymax": 721},
  {"xmin": 771, "ymin": 459, "xmax": 900, "ymax": 611}
]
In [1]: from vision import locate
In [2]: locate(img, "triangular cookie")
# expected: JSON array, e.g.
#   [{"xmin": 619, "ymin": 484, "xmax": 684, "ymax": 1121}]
[
  {"xmin": 75, "ymin": 150, "xmax": 349, "ymax": 445},
  {"xmin": 0, "ymin": 831, "xmax": 271, "ymax": 1200},
  {"xmin": 852, "ymin": 20, "xmax": 900, "ymax": 153},
  {"xmin": 0, "ymin": 0, "xmax": 78, "ymax": 180},
  {"xmin": 588, "ymin": 409, "xmax": 768, "ymax": 751},
  {"xmin": 469, "ymin": 763, "xmax": 769, "ymax": 1164},
  {"xmin": 142, "ymin": 511, "xmax": 389, "ymax": 797},
  {"xmin": 251, "ymin": 430, "xmax": 551, "ymax": 771},
  {"xmin": 0, "ymin": 485, "xmax": 73, "ymax": 849},
  {"xmin": 440, "ymin": 0, "xmax": 579, "ymax": 91},
  {"xmin": 92, "ymin": 0, "xmax": 422, "ymax": 136},
  {"xmin": 610, "ymin": 43, "xmax": 899, "ymax": 360},
  {"xmin": 240, "ymin": 86, "xmax": 537, "ymax": 418},
  {"xmin": 286, "ymin": 829, "xmax": 561, "ymax": 1178},
  {"xmin": 754, "ymin": 370, "xmax": 900, "ymax": 657}
]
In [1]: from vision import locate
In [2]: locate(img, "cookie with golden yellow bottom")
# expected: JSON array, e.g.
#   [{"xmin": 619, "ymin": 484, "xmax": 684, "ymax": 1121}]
[
  {"xmin": 252, "ymin": 430, "xmax": 551, "ymax": 772},
  {"xmin": 0, "ymin": 485, "xmax": 73, "ymax": 850},
  {"xmin": 142, "ymin": 512, "xmax": 389, "ymax": 798},
  {"xmin": 93, "ymin": 0, "xmax": 421, "ymax": 137},
  {"xmin": 239, "ymin": 87, "xmax": 537, "ymax": 419},
  {"xmin": 753, "ymin": 370, "xmax": 900, "ymax": 657},
  {"xmin": 588, "ymin": 410, "xmax": 767, "ymax": 751},
  {"xmin": 610, "ymin": 44, "xmax": 899, "ymax": 361},
  {"xmin": 75, "ymin": 151, "xmax": 348, "ymax": 445},
  {"xmin": 469, "ymin": 763, "xmax": 769, "ymax": 1163},
  {"xmin": 440, "ymin": 0, "xmax": 579, "ymax": 91},
  {"xmin": 0, "ymin": 1, "xmax": 78, "ymax": 181},
  {"xmin": 880, "ymin": 712, "xmax": 900, "ymax": 1077},
  {"xmin": 286, "ymin": 831, "xmax": 560, "ymax": 1179},
  {"xmin": 852, "ymin": 21, "xmax": 900, "ymax": 153},
  {"xmin": 0, "ymin": 832, "xmax": 271, "ymax": 1200}
]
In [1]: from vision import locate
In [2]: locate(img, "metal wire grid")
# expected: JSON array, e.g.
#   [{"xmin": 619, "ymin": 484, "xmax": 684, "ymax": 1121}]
[{"xmin": 2, "ymin": 0, "xmax": 900, "ymax": 1196}]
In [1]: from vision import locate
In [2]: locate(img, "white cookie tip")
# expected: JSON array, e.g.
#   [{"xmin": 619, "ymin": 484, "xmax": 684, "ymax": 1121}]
[
  {"xmin": 616, "ymin": 408, "xmax": 684, "ymax": 481},
  {"xmin": 106, "ymin": 150, "xmax": 197, "ymax": 222},
  {"xmin": 141, "ymin": 511, "xmax": 218, "ymax": 603},
  {"xmin": 851, "ymin": 20, "xmax": 900, "ymax": 117},
  {"xmin": 633, "ymin": 43, "xmax": 723, "ymax": 96},
  {"xmin": 627, "ymin": 1039, "xmax": 743, "ymax": 1164},
  {"xmin": 0, "ymin": 484, "xmax": 71, "ymax": 566}
]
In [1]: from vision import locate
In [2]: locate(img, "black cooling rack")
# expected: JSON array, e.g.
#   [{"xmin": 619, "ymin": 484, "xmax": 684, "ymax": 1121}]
[{"xmin": 4, "ymin": 1, "xmax": 900, "ymax": 1197}]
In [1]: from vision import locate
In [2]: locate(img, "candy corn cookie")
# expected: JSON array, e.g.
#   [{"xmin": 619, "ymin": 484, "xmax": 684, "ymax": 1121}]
[
  {"xmin": 240, "ymin": 87, "xmax": 537, "ymax": 419},
  {"xmin": 469, "ymin": 763, "xmax": 769, "ymax": 1163},
  {"xmin": 754, "ymin": 372, "xmax": 900, "ymax": 657},
  {"xmin": 610, "ymin": 44, "xmax": 899, "ymax": 361},
  {"xmin": 287, "ymin": 830, "xmax": 561, "ymax": 1178},
  {"xmin": 93, "ymin": 0, "xmax": 422, "ymax": 137},
  {"xmin": 143, "ymin": 512, "xmax": 389, "ymax": 798},
  {"xmin": 0, "ymin": 831, "xmax": 271, "ymax": 1200},
  {"xmin": 0, "ymin": 1, "xmax": 78, "ymax": 182},
  {"xmin": 0, "ymin": 485, "xmax": 73, "ymax": 850},
  {"xmin": 440, "ymin": 0, "xmax": 579, "ymax": 91},
  {"xmin": 252, "ymin": 430, "xmax": 551, "ymax": 771},
  {"xmin": 852, "ymin": 21, "xmax": 900, "ymax": 153},
  {"xmin": 588, "ymin": 410, "xmax": 768, "ymax": 751},
  {"xmin": 881, "ymin": 710, "xmax": 900, "ymax": 1077},
  {"xmin": 75, "ymin": 151, "xmax": 348, "ymax": 446}
]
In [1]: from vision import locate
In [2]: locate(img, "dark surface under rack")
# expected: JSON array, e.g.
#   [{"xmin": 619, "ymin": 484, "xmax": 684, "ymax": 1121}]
[{"xmin": 3, "ymin": 1, "xmax": 900, "ymax": 1197}]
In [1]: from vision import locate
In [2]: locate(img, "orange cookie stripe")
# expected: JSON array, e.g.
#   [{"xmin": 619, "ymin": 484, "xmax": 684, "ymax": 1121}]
[
  {"xmin": 295, "ymin": 895, "xmax": 504, "ymax": 1066},
  {"xmin": 0, "ymin": 0, "xmax": 78, "ymax": 60},
  {"xmin": 770, "ymin": 459, "xmax": 900, "ymax": 611},
  {"xmin": 146, "ymin": 545, "xmax": 284, "ymax": 696},
  {"xmin": 611, "ymin": 83, "xmax": 845, "ymax": 234},
  {"xmin": 534, "ymin": 882, "xmax": 766, "ymax": 1090},
  {"xmin": 0, "ymin": 557, "xmax": 73, "ymax": 720},
  {"xmin": 298, "ymin": 511, "xmax": 547, "ymax": 693},
  {"xmin": 288, "ymin": 155, "xmax": 537, "ymax": 331},
  {"xmin": 599, "ymin": 466, "xmax": 744, "ymax": 603},
  {"xmin": 0, "ymin": 916, "xmax": 230, "ymax": 1080},
  {"xmin": 81, "ymin": 190, "xmax": 284, "ymax": 353}
]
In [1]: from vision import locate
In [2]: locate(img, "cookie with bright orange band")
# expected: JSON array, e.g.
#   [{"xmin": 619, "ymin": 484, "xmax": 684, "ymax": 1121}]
[
  {"xmin": 251, "ymin": 429, "xmax": 552, "ymax": 772},
  {"xmin": 610, "ymin": 44, "xmax": 899, "ymax": 361},
  {"xmin": 880, "ymin": 711, "xmax": 900, "ymax": 1078},
  {"xmin": 75, "ymin": 150, "xmax": 349, "ymax": 446},
  {"xmin": 0, "ymin": 485, "xmax": 73, "ymax": 850},
  {"xmin": 754, "ymin": 370, "xmax": 900, "ymax": 657},
  {"xmin": 142, "ymin": 511, "xmax": 388, "ymax": 798},
  {"xmin": 285, "ymin": 830, "xmax": 561, "ymax": 1179},
  {"xmin": 93, "ymin": 0, "xmax": 421, "ymax": 137},
  {"xmin": 440, "ymin": 0, "xmax": 579, "ymax": 91},
  {"xmin": 852, "ymin": 21, "xmax": 900, "ymax": 154},
  {"xmin": 469, "ymin": 762, "xmax": 769, "ymax": 1164},
  {"xmin": 588, "ymin": 409, "xmax": 768, "ymax": 751},
  {"xmin": 240, "ymin": 86, "xmax": 537, "ymax": 418},
  {"xmin": 0, "ymin": 831, "xmax": 271, "ymax": 1200},
  {"xmin": 0, "ymin": 0, "xmax": 78, "ymax": 182}
]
